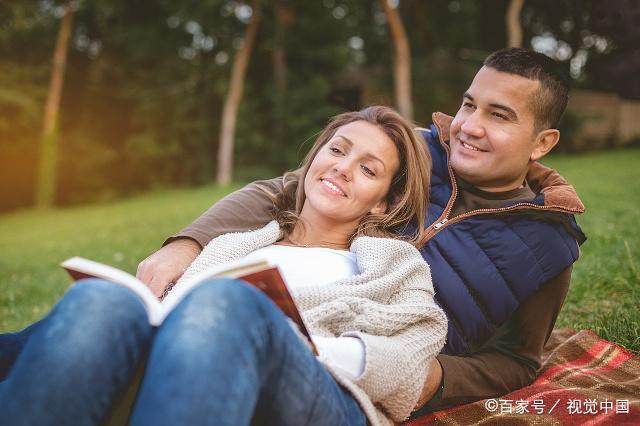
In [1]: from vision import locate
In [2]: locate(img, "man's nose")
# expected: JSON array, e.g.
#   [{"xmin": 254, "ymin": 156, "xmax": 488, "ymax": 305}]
[{"xmin": 460, "ymin": 111, "xmax": 485, "ymax": 138}]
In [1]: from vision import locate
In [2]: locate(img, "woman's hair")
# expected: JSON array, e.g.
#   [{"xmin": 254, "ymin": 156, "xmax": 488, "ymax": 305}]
[{"xmin": 261, "ymin": 105, "xmax": 432, "ymax": 248}]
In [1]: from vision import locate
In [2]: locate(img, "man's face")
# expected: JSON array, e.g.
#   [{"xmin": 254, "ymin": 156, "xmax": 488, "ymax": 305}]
[{"xmin": 449, "ymin": 66, "xmax": 541, "ymax": 192}]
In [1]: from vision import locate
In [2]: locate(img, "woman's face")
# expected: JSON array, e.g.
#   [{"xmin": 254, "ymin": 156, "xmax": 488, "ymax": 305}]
[{"xmin": 302, "ymin": 120, "xmax": 401, "ymax": 227}]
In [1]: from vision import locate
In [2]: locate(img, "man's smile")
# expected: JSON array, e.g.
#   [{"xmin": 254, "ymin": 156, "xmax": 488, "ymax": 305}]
[{"xmin": 459, "ymin": 139, "xmax": 488, "ymax": 152}]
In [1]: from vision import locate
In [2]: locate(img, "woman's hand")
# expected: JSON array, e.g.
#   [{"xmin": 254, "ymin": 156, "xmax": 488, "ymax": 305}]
[
  {"xmin": 415, "ymin": 358, "xmax": 443, "ymax": 409},
  {"xmin": 136, "ymin": 239, "xmax": 202, "ymax": 299}
]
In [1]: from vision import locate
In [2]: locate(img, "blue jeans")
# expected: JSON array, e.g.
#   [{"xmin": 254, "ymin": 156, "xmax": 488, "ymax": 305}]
[
  {"xmin": 0, "ymin": 279, "xmax": 153, "ymax": 426},
  {"xmin": 0, "ymin": 278, "xmax": 367, "ymax": 426},
  {"xmin": 130, "ymin": 278, "xmax": 366, "ymax": 426}
]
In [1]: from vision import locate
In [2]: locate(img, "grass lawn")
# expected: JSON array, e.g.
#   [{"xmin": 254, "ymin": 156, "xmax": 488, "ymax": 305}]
[
  {"xmin": 0, "ymin": 184, "xmax": 242, "ymax": 329},
  {"xmin": 542, "ymin": 147, "xmax": 640, "ymax": 353},
  {"xmin": 1, "ymin": 147, "xmax": 639, "ymax": 354}
]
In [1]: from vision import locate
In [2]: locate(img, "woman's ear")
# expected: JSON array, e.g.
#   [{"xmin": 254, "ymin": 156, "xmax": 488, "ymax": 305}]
[
  {"xmin": 530, "ymin": 129, "xmax": 560, "ymax": 161},
  {"xmin": 370, "ymin": 200, "xmax": 387, "ymax": 215}
]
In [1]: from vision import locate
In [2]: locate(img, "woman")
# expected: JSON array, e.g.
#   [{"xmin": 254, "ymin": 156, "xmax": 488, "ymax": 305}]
[{"xmin": 1, "ymin": 106, "xmax": 447, "ymax": 426}]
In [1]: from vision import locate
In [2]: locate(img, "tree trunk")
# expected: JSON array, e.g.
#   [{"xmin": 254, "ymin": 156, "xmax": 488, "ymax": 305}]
[
  {"xmin": 272, "ymin": 0, "xmax": 293, "ymax": 167},
  {"xmin": 36, "ymin": 2, "xmax": 73, "ymax": 208},
  {"xmin": 273, "ymin": 1, "xmax": 293, "ymax": 99},
  {"xmin": 269, "ymin": 0, "xmax": 295, "ymax": 169},
  {"xmin": 380, "ymin": 0, "xmax": 413, "ymax": 120},
  {"xmin": 216, "ymin": 0, "xmax": 261, "ymax": 186},
  {"xmin": 506, "ymin": 0, "xmax": 525, "ymax": 48}
]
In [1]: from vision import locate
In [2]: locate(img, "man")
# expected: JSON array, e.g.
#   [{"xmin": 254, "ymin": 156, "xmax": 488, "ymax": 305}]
[{"xmin": 137, "ymin": 48, "xmax": 586, "ymax": 413}]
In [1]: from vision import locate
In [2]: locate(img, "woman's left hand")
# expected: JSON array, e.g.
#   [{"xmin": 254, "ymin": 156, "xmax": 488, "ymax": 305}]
[{"xmin": 415, "ymin": 358, "xmax": 443, "ymax": 409}]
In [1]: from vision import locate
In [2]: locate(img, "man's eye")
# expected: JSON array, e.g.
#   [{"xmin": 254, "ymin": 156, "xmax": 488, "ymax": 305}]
[
  {"xmin": 361, "ymin": 165, "xmax": 375, "ymax": 176},
  {"xmin": 462, "ymin": 102, "xmax": 475, "ymax": 109},
  {"xmin": 492, "ymin": 112, "xmax": 508, "ymax": 120}
]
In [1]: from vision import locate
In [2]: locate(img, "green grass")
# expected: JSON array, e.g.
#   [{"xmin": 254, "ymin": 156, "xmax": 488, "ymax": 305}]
[
  {"xmin": 1, "ymin": 148, "xmax": 639, "ymax": 354},
  {"xmin": 541, "ymin": 147, "xmax": 640, "ymax": 353},
  {"xmin": 0, "ymin": 184, "xmax": 242, "ymax": 329}
]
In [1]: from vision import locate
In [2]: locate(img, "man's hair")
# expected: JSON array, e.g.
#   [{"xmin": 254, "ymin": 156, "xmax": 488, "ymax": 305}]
[
  {"xmin": 484, "ymin": 48, "xmax": 569, "ymax": 131},
  {"xmin": 258, "ymin": 105, "xmax": 432, "ymax": 248}
]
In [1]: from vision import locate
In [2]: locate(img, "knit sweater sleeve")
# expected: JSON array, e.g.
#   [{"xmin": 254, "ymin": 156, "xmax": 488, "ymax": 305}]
[
  {"xmin": 306, "ymin": 237, "xmax": 448, "ymax": 422},
  {"xmin": 173, "ymin": 227, "xmax": 447, "ymax": 424},
  {"xmin": 341, "ymin": 289, "xmax": 447, "ymax": 421}
]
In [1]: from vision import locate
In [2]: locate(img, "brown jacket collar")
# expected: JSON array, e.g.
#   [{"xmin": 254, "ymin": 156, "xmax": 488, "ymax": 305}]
[{"xmin": 431, "ymin": 112, "xmax": 585, "ymax": 214}]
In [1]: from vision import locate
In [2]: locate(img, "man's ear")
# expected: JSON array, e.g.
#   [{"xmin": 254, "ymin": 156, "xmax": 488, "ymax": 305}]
[{"xmin": 530, "ymin": 129, "xmax": 560, "ymax": 161}]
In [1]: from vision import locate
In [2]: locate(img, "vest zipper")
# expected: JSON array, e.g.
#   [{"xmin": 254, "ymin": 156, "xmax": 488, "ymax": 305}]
[
  {"xmin": 422, "ymin": 119, "xmax": 584, "ymax": 245},
  {"xmin": 433, "ymin": 218, "xmax": 448, "ymax": 230}
]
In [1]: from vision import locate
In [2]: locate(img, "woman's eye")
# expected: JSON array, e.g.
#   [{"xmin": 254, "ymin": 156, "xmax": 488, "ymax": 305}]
[
  {"xmin": 361, "ymin": 165, "xmax": 375, "ymax": 176},
  {"xmin": 330, "ymin": 147, "xmax": 343, "ymax": 155},
  {"xmin": 462, "ymin": 102, "xmax": 475, "ymax": 109}
]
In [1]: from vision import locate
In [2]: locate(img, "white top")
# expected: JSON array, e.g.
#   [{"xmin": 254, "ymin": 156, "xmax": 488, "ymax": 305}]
[
  {"xmin": 243, "ymin": 244, "xmax": 365, "ymax": 380},
  {"xmin": 243, "ymin": 244, "xmax": 358, "ymax": 288}
]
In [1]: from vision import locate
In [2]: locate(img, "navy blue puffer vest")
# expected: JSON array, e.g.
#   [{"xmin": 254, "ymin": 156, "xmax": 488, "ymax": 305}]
[{"xmin": 414, "ymin": 124, "xmax": 585, "ymax": 356}]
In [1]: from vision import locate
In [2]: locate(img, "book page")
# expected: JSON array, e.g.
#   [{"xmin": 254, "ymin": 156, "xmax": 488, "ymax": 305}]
[
  {"xmin": 61, "ymin": 257, "xmax": 163, "ymax": 325},
  {"xmin": 61, "ymin": 256, "xmax": 308, "ymax": 334},
  {"xmin": 157, "ymin": 257, "xmax": 270, "ymax": 323}
]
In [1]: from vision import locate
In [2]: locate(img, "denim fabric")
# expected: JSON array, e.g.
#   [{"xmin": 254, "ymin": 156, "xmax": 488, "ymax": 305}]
[
  {"xmin": 0, "ymin": 279, "xmax": 153, "ymax": 426},
  {"xmin": 1, "ymin": 278, "xmax": 366, "ymax": 426},
  {"xmin": 0, "ymin": 318, "xmax": 41, "ymax": 381},
  {"xmin": 130, "ymin": 278, "xmax": 366, "ymax": 426}
]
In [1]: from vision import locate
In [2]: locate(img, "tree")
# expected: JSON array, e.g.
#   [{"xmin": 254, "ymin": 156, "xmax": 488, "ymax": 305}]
[
  {"xmin": 506, "ymin": 0, "xmax": 525, "ymax": 48},
  {"xmin": 380, "ymin": 0, "xmax": 413, "ymax": 119},
  {"xmin": 272, "ymin": 0, "xmax": 294, "ymax": 156},
  {"xmin": 216, "ymin": 0, "xmax": 261, "ymax": 186},
  {"xmin": 36, "ymin": 1, "xmax": 74, "ymax": 207}
]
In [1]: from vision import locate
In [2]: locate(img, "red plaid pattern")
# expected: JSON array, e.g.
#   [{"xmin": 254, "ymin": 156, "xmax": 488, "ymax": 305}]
[{"xmin": 406, "ymin": 328, "xmax": 640, "ymax": 425}]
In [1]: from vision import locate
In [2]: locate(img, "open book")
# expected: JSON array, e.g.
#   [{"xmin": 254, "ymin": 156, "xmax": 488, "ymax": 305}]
[{"xmin": 61, "ymin": 256, "xmax": 316, "ymax": 353}]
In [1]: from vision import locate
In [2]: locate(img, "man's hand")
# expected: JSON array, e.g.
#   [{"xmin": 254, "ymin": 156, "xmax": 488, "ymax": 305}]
[
  {"xmin": 136, "ymin": 239, "xmax": 202, "ymax": 299},
  {"xmin": 415, "ymin": 357, "xmax": 444, "ymax": 409}
]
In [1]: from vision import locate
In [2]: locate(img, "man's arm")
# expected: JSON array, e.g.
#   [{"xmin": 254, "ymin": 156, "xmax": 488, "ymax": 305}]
[
  {"xmin": 165, "ymin": 176, "xmax": 287, "ymax": 248},
  {"xmin": 137, "ymin": 176, "xmax": 285, "ymax": 297},
  {"xmin": 417, "ymin": 267, "xmax": 572, "ymax": 411}
]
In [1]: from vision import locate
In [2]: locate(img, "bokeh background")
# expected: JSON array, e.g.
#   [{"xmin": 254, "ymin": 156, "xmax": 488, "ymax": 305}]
[{"xmin": 1, "ymin": 0, "xmax": 639, "ymax": 211}]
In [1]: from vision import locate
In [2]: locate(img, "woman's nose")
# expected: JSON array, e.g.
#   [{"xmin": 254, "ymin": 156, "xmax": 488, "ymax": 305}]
[{"xmin": 334, "ymin": 159, "xmax": 353, "ymax": 181}]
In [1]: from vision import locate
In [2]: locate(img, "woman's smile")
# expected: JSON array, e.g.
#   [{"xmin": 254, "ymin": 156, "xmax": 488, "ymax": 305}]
[{"xmin": 320, "ymin": 178, "xmax": 347, "ymax": 197}]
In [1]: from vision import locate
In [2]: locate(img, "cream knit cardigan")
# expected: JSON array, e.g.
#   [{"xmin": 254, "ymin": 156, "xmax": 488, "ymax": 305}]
[{"xmin": 177, "ymin": 221, "xmax": 448, "ymax": 426}]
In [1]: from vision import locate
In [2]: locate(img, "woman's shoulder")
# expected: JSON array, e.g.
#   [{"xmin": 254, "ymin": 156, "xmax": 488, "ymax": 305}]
[
  {"xmin": 351, "ymin": 234, "xmax": 415, "ymax": 248},
  {"xmin": 348, "ymin": 235, "xmax": 431, "ymax": 287},
  {"xmin": 213, "ymin": 220, "xmax": 281, "ymax": 242},
  {"xmin": 350, "ymin": 235, "xmax": 422, "ymax": 260},
  {"xmin": 203, "ymin": 221, "xmax": 282, "ymax": 259}
]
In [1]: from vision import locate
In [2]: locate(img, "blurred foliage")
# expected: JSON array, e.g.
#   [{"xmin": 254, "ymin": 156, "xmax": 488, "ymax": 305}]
[
  {"xmin": 554, "ymin": 110, "xmax": 585, "ymax": 152},
  {"xmin": 0, "ymin": 0, "xmax": 635, "ymax": 211}
]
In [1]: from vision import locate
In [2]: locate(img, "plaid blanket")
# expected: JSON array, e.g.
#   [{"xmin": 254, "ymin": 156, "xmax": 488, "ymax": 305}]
[{"xmin": 406, "ymin": 328, "xmax": 640, "ymax": 425}]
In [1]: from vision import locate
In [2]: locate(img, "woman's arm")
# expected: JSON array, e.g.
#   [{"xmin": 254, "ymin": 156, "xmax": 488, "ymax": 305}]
[
  {"xmin": 301, "ymin": 237, "xmax": 446, "ymax": 421},
  {"xmin": 342, "ymin": 294, "xmax": 447, "ymax": 422},
  {"xmin": 314, "ymin": 281, "xmax": 447, "ymax": 422},
  {"xmin": 165, "ymin": 176, "xmax": 287, "ymax": 248}
]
